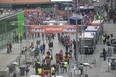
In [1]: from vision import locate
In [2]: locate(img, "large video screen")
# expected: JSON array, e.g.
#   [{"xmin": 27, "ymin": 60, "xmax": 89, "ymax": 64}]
[{"xmin": 50, "ymin": 0, "xmax": 73, "ymax": 2}]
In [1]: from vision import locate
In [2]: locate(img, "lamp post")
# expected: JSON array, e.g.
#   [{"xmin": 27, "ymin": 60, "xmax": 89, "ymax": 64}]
[{"xmin": 75, "ymin": 0, "xmax": 79, "ymax": 67}]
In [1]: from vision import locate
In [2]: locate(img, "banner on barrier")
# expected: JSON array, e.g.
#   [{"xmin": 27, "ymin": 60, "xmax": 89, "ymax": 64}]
[{"xmin": 30, "ymin": 25, "xmax": 79, "ymax": 33}]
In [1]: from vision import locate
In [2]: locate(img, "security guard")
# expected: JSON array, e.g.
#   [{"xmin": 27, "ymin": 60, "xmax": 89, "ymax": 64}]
[
  {"xmin": 51, "ymin": 65, "xmax": 55, "ymax": 75},
  {"xmin": 63, "ymin": 60, "xmax": 68, "ymax": 73},
  {"xmin": 38, "ymin": 67, "xmax": 42, "ymax": 75}
]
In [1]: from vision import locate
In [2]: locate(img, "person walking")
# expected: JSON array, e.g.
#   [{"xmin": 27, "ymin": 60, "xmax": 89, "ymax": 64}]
[
  {"xmin": 63, "ymin": 60, "xmax": 68, "ymax": 73},
  {"xmin": 34, "ymin": 60, "xmax": 41, "ymax": 75}
]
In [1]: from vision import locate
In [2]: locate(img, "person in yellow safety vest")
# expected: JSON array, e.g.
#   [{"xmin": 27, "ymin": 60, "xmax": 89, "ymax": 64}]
[
  {"xmin": 63, "ymin": 60, "xmax": 68, "ymax": 73},
  {"xmin": 38, "ymin": 67, "xmax": 42, "ymax": 75},
  {"xmin": 51, "ymin": 65, "xmax": 55, "ymax": 75},
  {"xmin": 102, "ymin": 35, "xmax": 106, "ymax": 44}
]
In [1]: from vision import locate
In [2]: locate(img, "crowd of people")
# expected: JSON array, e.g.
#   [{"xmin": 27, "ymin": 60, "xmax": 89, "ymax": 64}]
[
  {"xmin": 29, "ymin": 33, "xmax": 75, "ymax": 77},
  {"xmin": 24, "ymin": 10, "xmax": 69, "ymax": 25}
]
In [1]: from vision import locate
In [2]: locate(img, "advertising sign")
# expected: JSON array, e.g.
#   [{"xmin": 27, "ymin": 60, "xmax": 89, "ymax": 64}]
[{"xmin": 30, "ymin": 25, "xmax": 78, "ymax": 33}]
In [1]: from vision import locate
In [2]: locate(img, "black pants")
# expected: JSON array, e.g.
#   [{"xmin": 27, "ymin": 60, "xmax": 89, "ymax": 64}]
[
  {"xmin": 63, "ymin": 67, "xmax": 67, "ymax": 73},
  {"xmin": 103, "ymin": 40, "xmax": 106, "ymax": 44},
  {"xmin": 35, "ymin": 68, "xmax": 38, "ymax": 75},
  {"xmin": 103, "ymin": 55, "xmax": 106, "ymax": 61}
]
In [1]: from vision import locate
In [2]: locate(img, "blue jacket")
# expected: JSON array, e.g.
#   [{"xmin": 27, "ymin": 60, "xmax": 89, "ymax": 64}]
[{"xmin": 35, "ymin": 45, "xmax": 40, "ymax": 52}]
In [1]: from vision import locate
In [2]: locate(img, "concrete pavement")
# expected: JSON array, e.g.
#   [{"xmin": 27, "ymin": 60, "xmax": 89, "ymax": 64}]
[{"xmin": 80, "ymin": 22, "xmax": 116, "ymax": 77}]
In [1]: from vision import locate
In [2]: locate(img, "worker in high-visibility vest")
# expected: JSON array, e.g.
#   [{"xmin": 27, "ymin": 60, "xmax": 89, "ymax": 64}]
[
  {"xmin": 51, "ymin": 65, "xmax": 55, "ymax": 75},
  {"xmin": 102, "ymin": 35, "xmax": 106, "ymax": 44},
  {"xmin": 38, "ymin": 67, "xmax": 42, "ymax": 75},
  {"xmin": 63, "ymin": 60, "xmax": 68, "ymax": 73}
]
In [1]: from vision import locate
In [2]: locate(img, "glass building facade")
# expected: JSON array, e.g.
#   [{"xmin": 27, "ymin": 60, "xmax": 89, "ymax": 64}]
[{"xmin": 0, "ymin": 11, "xmax": 24, "ymax": 48}]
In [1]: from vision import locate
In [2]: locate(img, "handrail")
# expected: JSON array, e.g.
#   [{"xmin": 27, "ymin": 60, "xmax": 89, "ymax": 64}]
[{"xmin": 0, "ymin": 10, "xmax": 24, "ymax": 21}]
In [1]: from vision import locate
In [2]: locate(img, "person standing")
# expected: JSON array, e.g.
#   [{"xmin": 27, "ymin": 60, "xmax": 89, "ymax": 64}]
[
  {"xmin": 103, "ymin": 48, "xmax": 107, "ymax": 61},
  {"xmin": 42, "ymin": 43, "xmax": 46, "ymax": 53},
  {"xmin": 73, "ymin": 39, "xmax": 76, "ymax": 51},
  {"xmin": 102, "ymin": 35, "xmax": 106, "ymax": 44},
  {"xmin": 9, "ymin": 43, "xmax": 12, "ymax": 52}
]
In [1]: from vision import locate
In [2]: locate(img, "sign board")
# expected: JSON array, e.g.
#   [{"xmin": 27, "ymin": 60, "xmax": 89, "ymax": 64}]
[
  {"xmin": 91, "ymin": 20, "xmax": 103, "ymax": 26},
  {"xmin": 30, "ymin": 25, "xmax": 78, "ymax": 33}
]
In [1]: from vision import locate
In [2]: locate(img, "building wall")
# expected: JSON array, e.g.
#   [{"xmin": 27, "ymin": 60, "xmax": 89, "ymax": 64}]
[{"xmin": 0, "ymin": 0, "xmax": 50, "ymax": 3}]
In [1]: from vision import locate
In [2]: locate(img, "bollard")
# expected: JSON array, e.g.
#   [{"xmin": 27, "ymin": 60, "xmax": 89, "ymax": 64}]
[{"xmin": 107, "ymin": 58, "xmax": 110, "ymax": 72}]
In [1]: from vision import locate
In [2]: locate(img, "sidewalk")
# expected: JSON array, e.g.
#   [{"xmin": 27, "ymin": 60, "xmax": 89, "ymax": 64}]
[
  {"xmin": 0, "ymin": 40, "xmax": 28, "ymax": 69},
  {"xmin": 80, "ymin": 23, "xmax": 116, "ymax": 77},
  {"xmin": 0, "ymin": 40, "xmax": 27, "ymax": 77},
  {"xmin": 0, "ymin": 35, "xmax": 72, "ymax": 77}
]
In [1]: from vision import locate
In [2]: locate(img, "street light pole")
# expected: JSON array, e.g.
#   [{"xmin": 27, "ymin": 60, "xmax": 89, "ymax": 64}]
[
  {"xmin": 76, "ymin": 21, "xmax": 79, "ymax": 67},
  {"xmin": 75, "ymin": 0, "xmax": 79, "ymax": 67}
]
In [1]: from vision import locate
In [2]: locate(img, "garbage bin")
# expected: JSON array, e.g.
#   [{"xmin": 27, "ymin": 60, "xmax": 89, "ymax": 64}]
[
  {"xmin": 111, "ymin": 59, "xmax": 116, "ymax": 70},
  {"xmin": 19, "ymin": 65, "xmax": 27, "ymax": 76}
]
